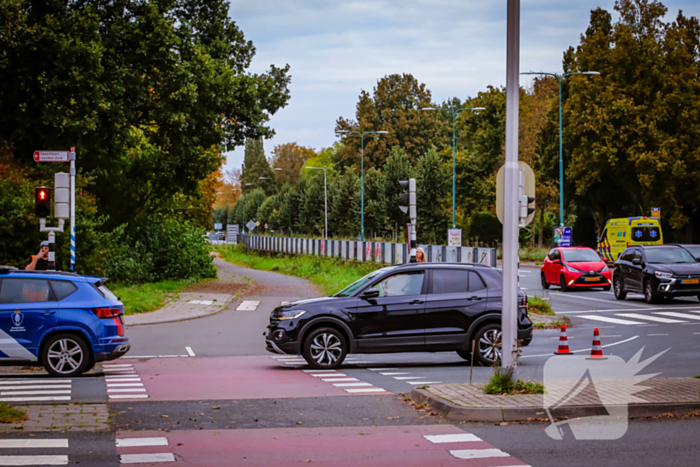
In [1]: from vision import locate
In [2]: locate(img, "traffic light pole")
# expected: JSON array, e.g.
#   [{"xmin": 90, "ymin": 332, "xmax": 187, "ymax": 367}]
[
  {"xmin": 502, "ymin": 0, "xmax": 520, "ymax": 370},
  {"xmin": 70, "ymin": 148, "xmax": 76, "ymax": 272}
]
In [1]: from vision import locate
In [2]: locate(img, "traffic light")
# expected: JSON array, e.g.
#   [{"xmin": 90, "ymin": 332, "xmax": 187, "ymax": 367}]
[
  {"xmin": 35, "ymin": 187, "xmax": 50, "ymax": 218},
  {"xmin": 54, "ymin": 173, "xmax": 70, "ymax": 219},
  {"xmin": 399, "ymin": 179, "xmax": 417, "ymax": 262},
  {"xmin": 518, "ymin": 168, "xmax": 536, "ymax": 227}
]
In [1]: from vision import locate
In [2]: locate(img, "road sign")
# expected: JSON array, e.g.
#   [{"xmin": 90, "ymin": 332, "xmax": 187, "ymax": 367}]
[
  {"xmin": 448, "ymin": 228, "xmax": 462, "ymax": 247},
  {"xmin": 246, "ymin": 220, "xmax": 256, "ymax": 231},
  {"xmin": 651, "ymin": 207, "xmax": 661, "ymax": 219},
  {"xmin": 214, "ymin": 223, "xmax": 222, "ymax": 230},
  {"xmin": 497, "ymin": 161, "xmax": 535, "ymax": 225},
  {"xmin": 264, "ymin": 223, "xmax": 269, "ymax": 229},
  {"xmin": 33, "ymin": 151, "xmax": 69, "ymax": 162}
]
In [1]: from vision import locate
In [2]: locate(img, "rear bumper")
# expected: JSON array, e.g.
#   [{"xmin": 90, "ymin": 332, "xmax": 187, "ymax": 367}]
[
  {"xmin": 518, "ymin": 326, "xmax": 534, "ymax": 347},
  {"xmin": 93, "ymin": 338, "xmax": 130, "ymax": 362}
]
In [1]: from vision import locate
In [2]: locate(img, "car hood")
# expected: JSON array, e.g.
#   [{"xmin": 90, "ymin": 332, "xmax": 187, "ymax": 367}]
[
  {"xmin": 277, "ymin": 296, "xmax": 342, "ymax": 310},
  {"xmin": 652, "ymin": 263, "xmax": 700, "ymax": 275},
  {"xmin": 567, "ymin": 261, "xmax": 606, "ymax": 271}
]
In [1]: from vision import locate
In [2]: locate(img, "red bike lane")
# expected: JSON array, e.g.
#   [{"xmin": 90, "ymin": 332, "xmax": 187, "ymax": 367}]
[
  {"xmin": 111, "ymin": 356, "xmax": 388, "ymax": 401},
  {"xmin": 115, "ymin": 425, "xmax": 531, "ymax": 467}
]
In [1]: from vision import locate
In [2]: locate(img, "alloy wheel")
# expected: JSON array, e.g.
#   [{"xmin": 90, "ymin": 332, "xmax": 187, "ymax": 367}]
[
  {"xmin": 478, "ymin": 328, "xmax": 502, "ymax": 363},
  {"xmin": 46, "ymin": 338, "xmax": 84, "ymax": 375},
  {"xmin": 309, "ymin": 332, "xmax": 343, "ymax": 366}
]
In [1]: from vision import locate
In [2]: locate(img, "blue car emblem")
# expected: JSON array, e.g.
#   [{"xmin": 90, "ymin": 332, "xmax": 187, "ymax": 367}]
[{"xmin": 12, "ymin": 311, "xmax": 24, "ymax": 327}]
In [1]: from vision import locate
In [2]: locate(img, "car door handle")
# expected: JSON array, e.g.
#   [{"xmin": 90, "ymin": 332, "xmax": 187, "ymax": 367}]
[
  {"xmin": 468, "ymin": 296, "xmax": 482, "ymax": 301},
  {"xmin": 42, "ymin": 311, "xmax": 56, "ymax": 316},
  {"xmin": 410, "ymin": 300, "xmax": 424, "ymax": 305}
]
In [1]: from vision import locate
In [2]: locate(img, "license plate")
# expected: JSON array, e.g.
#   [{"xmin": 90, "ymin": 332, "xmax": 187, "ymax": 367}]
[
  {"xmin": 584, "ymin": 277, "xmax": 600, "ymax": 282},
  {"xmin": 681, "ymin": 279, "xmax": 699, "ymax": 285}
]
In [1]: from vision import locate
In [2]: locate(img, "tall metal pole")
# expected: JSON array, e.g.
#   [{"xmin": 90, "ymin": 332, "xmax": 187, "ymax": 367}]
[
  {"xmin": 502, "ymin": 0, "xmax": 520, "ymax": 370},
  {"xmin": 557, "ymin": 76, "xmax": 564, "ymax": 226},
  {"xmin": 69, "ymin": 147, "xmax": 76, "ymax": 271},
  {"xmin": 360, "ymin": 134, "xmax": 365, "ymax": 242}
]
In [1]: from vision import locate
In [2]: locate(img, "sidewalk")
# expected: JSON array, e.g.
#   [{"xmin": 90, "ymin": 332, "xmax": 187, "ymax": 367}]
[
  {"xmin": 0, "ymin": 404, "xmax": 110, "ymax": 432},
  {"xmin": 411, "ymin": 377, "xmax": 700, "ymax": 422},
  {"xmin": 124, "ymin": 265, "xmax": 249, "ymax": 327}
]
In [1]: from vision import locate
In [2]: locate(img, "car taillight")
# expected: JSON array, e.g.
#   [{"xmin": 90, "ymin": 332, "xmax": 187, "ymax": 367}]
[
  {"xmin": 113, "ymin": 317, "xmax": 124, "ymax": 337},
  {"xmin": 92, "ymin": 308, "xmax": 121, "ymax": 319}
]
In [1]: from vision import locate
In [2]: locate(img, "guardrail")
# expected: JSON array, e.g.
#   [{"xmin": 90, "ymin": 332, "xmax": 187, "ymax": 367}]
[{"xmin": 240, "ymin": 235, "xmax": 497, "ymax": 267}]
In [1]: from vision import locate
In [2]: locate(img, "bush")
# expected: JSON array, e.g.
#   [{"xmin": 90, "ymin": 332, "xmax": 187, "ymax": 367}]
[
  {"xmin": 483, "ymin": 366, "xmax": 544, "ymax": 395},
  {"xmin": 528, "ymin": 295, "xmax": 555, "ymax": 316}
]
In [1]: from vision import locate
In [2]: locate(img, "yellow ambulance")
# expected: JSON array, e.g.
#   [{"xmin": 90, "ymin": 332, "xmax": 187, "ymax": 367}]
[{"xmin": 597, "ymin": 217, "xmax": 663, "ymax": 262}]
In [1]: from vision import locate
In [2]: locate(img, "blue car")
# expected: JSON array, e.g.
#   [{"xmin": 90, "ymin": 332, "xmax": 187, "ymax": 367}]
[{"xmin": 0, "ymin": 267, "xmax": 130, "ymax": 377}]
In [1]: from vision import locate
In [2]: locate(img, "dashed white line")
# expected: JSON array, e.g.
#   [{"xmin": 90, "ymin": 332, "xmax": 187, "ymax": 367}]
[
  {"xmin": 379, "ymin": 372, "xmax": 410, "ymax": 376},
  {"xmin": 393, "ymin": 376, "xmax": 422, "ymax": 380},
  {"xmin": 115, "ymin": 438, "xmax": 168, "ymax": 448},
  {"xmin": 310, "ymin": 373, "xmax": 346, "ymax": 377},
  {"xmin": 185, "ymin": 347, "xmax": 195, "ymax": 357},
  {"xmin": 0, "ymin": 455, "xmax": 68, "ymax": 465},
  {"xmin": 332, "ymin": 383, "xmax": 373, "ymax": 387},
  {"xmin": 424, "ymin": 433, "xmax": 482, "ymax": 443},
  {"xmin": 321, "ymin": 377, "xmax": 358, "ymax": 382},
  {"xmin": 577, "ymin": 315, "xmax": 645, "ymax": 325},
  {"xmin": 119, "ymin": 453, "xmax": 176, "ymax": 464},
  {"xmin": 0, "ymin": 440, "xmax": 68, "ymax": 448},
  {"xmin": 407, "ymin": 381, "xmax": 442, "ymax": 385},
  {"xmin": 449, "ymin": 448, "xmax": 511, "ymax": 460},
  {"xmin": 344, "ymin": 388, "xmax": 387, "ymax": 393},
  {"xmin": 646, "ymin": 334, "xmax": 669, "ymax": 336},
  {"xmin": 107, "ymin": 388, "xmax": 147, "ymax": 393}
]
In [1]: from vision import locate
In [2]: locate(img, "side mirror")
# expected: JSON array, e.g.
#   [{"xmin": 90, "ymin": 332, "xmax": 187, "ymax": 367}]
[
  {"xmin": 632, "ymin": 258, "xmax": 641, "ymax": 266},
  {"xmin": 361, "ymin": 289, "xmax": 380, "ymax": 300},
  {"xmin": 552, "ymin": 259, "xmax": 561, "ymax": 265},
  {"xmin": 695, "ymin": 258, "xmax": 700, "ymax": 263}
]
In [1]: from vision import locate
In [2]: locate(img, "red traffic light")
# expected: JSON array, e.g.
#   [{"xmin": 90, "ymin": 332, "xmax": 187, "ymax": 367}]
[{"xmin": 35, "ymin": 187, "xmax": 50, "ymax": 218}]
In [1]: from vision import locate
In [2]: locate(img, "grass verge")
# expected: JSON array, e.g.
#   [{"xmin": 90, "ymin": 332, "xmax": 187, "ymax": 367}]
[
  {"xmin": 483, "ymin": 366, "xmax": 544, "ymax": 395},
  {"xmin": 0, "ymin": 403, "xmax": 27, "ymax": 424},
  {"xmin": 212, "ymin": 244, "xmax": 381, "ymax": 296},
  {"xmin": 110, "ymin": 280, "xmax": 194, "ymax": 315}
]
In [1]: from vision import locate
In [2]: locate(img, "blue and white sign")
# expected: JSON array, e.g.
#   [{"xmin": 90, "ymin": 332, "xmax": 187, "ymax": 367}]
[{"xmin": 553, "ymin": 227, "xmax": 573, "ymax": 248}]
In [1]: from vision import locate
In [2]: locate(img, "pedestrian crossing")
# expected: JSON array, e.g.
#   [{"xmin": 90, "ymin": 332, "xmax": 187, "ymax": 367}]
[
  {"xmin": 0, "ymin": 438, "xmax": 69, "ymax": 465},
  {"xmin": 576, "ymin": 309, "xmax": 700, "ymax": 326},
  {"xmin": 424, "ymin": 432, "xmax": 531, "ymax": 465},
  {"xmin": 116, "ymin": 437, "xmax": 175, "ymax": 464},
  {"xmin": 102, "ymin": 363, "xmax": 149, "ymax": 400},
  {"xmin": 0, "ymin": 379, "xmax": 72, "ymax": 403},
  {"xmin": 368, "ymin": 368, "xmax": 443, "ymax": 386},
  {"xmin": 270, "ymin": 355, "xmax": 374, "ymax": 367},
  {"xmin": 300, "ymin": 369, "xmax": 387, "ymax": 394}
]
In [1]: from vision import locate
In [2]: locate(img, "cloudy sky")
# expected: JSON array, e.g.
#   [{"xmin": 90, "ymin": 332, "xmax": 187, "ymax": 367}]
[{"xmin": 223, "ymin": 0, "xmax": 699, "ymax": 172}]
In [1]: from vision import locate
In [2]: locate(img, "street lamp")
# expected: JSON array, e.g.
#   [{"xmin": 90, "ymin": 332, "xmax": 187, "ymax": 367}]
[
  {"xmin": 521, "ymin": 70, "xmax": 600, "ymax": 226},
  {"xmin": 336, "ymin": 130, "xmax": 389, "ymax": 241},
  {"xmin": 305, "ymin": 166, "xmax": 327, "ymax": 240},
  {"xmin": 421, "ymin": 106, "xmax": 485, "ymax": 228},
  {"xmin": 273, "ymin": 168, "xmax": 292, "ymax": 237}
]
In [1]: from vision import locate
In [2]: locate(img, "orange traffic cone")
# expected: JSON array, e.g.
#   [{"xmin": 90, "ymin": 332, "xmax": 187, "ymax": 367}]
[
  {"xmin": 554, "ymin": 324, "xmax": 573, "ymax": 355},
  {"xmin": 587, "ymin": 328, "xmax": 607, "ymax": 360}
]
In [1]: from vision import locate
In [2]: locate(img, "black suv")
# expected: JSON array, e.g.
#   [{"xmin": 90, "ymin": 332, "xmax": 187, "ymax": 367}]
[
  {"xmin": 613, "ymin": 245, "xmax": 700, "ymax": 303},
  {"xmin": 265, "ymin": 263, "xmax": 533, "ymax": 369}
]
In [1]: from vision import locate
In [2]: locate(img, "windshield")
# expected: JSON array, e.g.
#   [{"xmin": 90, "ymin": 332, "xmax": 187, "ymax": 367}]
[
  {"xmin": 562, "ymin": 249, "xmax": 602, "ymax": 263},
  {"xmin": 646, "ymin": 248, "xmax": 696, "ymax": 264},
  {"xmin": 631, "ymin": 226, "xmax": 661, "ymax": 242},
  {"xmin": 334, "ymin": 268, "xmax": 391, "ymax": 297},
  {"xmin": 683, "ymin": 246, "xmax": 700, "ymax": 259}
]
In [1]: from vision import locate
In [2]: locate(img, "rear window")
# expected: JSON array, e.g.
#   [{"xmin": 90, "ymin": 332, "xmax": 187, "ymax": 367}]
[
  {"xmin": 50, "ymin": 280, "xmax": 78, "ymax": 301},
  {"xmin": 94, "ymin": 284, "xmax": 119, "ymax": 301},
  {"xmin": 631, "ymin": 227, "xmax": 661, "ymax": 242},
  {"xmin": 430, "ymin": 270, "xmax": 486, "ymax": 294}
]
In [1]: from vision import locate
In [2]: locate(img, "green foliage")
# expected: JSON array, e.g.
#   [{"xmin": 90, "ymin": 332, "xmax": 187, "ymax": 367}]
[
  {"xmin": 484, "ymin": 366, "xmax": 545, "ymax": 395},
  {"xmin": 241, "ymin": 138, "xmax": 276, "ymax": 195},
  {"xmin": 213, "ymin": 244, "xmax": 380, "ymax": 296},
  {"xmin": 0, "ymin": 402, "xmax": 26, "ymax": 424},
  {"xmin": 463, "ymin": 211, "xmax": 501, "ymax": 245},
  {"xmin": 416, "ymin": 147, "xmax": 448, "ymax": 243},
  {"xmin": 331, "ymin": 170, "xmax": 361, "ymax": 238}
]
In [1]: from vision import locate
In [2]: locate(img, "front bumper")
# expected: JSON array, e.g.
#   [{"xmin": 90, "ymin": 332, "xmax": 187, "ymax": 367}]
[
  {"xmin": 565, "ymin": 272, "xmax": 612, "ymax": 287},
  {"xmin": 656, "ymin": 277, "xmax": 700, "ymax": 296}
]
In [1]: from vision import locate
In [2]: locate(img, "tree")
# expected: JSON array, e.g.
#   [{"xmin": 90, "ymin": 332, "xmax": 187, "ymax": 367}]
[
  {"xmin": 335, "ymin": 74, "xmax": 446, "ymax": 170},
  {"xmin": 330, "ymin": 169, "xmax": 360, "ymax": 238},
  {"xmin": 363, "ymin": 168, "xmax": 388, "ymax": 239},
  {"xmin": 271, "ymin": 142, "xmax": 316, "ymax": 190},
  {"xmin": 0, "ymin": 0, "xmax": 291, "ymax": 228},
  {"xmin": 241, "ymin": 138, "xmax": 275, "ymax": 195},
  {"xmin": 416, "ymin": 147, "xmax": 448, "ymax": 243}
]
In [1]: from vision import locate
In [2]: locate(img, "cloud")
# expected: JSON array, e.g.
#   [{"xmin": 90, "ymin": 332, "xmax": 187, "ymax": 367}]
[{"xmin": 224, "ymin": 0, "xmax": 700, "ymax": 171}]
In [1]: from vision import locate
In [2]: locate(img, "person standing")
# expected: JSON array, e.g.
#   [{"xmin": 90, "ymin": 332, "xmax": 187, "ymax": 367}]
[
  {"xmin": 26, "ymin": 241, "xmax": 50, "ymax": 270},
  {"xmin": 416, "ymin": 247, "xmax": 426, "ymax": 263}
]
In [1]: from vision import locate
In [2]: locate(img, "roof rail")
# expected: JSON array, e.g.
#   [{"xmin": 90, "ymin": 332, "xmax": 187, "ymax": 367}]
[{"xmin": 0, "ymin": 269, "xmax": 80, "ymax": 277}]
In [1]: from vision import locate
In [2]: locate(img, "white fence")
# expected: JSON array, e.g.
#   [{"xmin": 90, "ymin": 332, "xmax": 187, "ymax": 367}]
[{"xmin": 240, "ymin": 235, "xmax": 497, "ymax": 267}]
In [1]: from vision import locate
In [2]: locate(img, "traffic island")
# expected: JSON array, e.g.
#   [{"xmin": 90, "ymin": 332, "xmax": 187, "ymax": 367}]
[
  {"xmin": 0, "ymin": 404, "xmax": 110, "ymax": 431},
  {"xmin": 410, "ymin": 377, "xmax": 700, "ymax": 422}
]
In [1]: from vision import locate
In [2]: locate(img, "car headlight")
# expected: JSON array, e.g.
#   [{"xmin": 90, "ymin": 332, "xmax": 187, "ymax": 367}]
[
  {"xmin": 654, "ymin": 271, "xmax": 672, "ymax": 279},
  {"xmin": 565, "ymin": 265, "xmax": 580, "ymax": 273},
  {"xmin": 276, "ymin": 310, "xmax": 307, "ymax": 320}
]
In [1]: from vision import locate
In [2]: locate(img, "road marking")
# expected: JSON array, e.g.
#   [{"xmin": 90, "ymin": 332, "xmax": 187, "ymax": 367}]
[
  {"xmin": 647, "ymin": 334, "xmax": 669, "ymax": 336},
  {"xmin": 449, "ymin": 448, "xmax": 511, "ymax": 460},
  {"xmin": 654, "ymin": 312, "xmax": 700, "ymax": 321},
  {"xmin": 577, "ymin": 315, "xmax": 645, "ymax": 325},
  {"xmin": 107, "ymin": 388, "xmax": 147, "ymax": 393},
  {"xmin": 616, "ymin": 313, "xmax": 686, "ymax": 323},
  {"xmin": 301, "ymin": 369, "xmax": 336, "ymax": 373},
  {"xmin": 310, "ymin": 373, "xmax": 346, "ymax": 377},
  {"xmin": 236, "ymin": 300, "xmax": 260, "ymax": 311},
  {"xmin": 393, "ymin": 376, "xmax": 422, "ymax": 380},
  {"xmin": 553, "ymin": 294, "xmax": 648, "ymax": 307},
  {"xmin": 0, "ymin": 455, "xmax": 68, "ymax": 465},
  {"xmin": 115, "ymin": 438, "xmax": 168, "ymax": 448},
  {"xmin": 407, "ymin": 381, "xmax": 442, "ymax": 385},
  {"xmin": 344, "ymin": 388, "xmax": 387, "ymax": 393},
  {"xmin": 0, "ymin": 440, "xmax": 68, "ymax": 448},
  {"xmin": 321, "ymin": 377, "xmax": 358, "ymax": 382},
  {"xmin": 379, "ymin": 372, "xmax": 410, "ymax": 375},
  {"xmin": 367, "ymin": 368, "xmax": 395, "ymax": 371},
  {"xmin": 424, "ymin": 433, "xmax": 482, "ymax": 443},
  {"xmin": 332, "ymin": 383, "xmax": 373, "ymax": 387},
  {"xmin": 0, "ymin": 385, "xmax": 71, "ymax": 390},
  {"xmin": 109, "ymin": 394, "xmax": 149, "ymax": 399},
  {"xmin": 185, "ymin": 347, "xmax": 195, "ymax": 357},
  {"xmin": 106, "ymin": 383, "xmax": 144, "ymax": 387},
  {"xmin": 102, "ymin": 364, "xmax": 133, "ymax": 368},
  {"xmin": 119, "ymin": 453, "xmax": 176, "ymax": 464},
  {"xmin": 521, "ymin": 335, "xmax": 640, "ymax": 359},
  {"xmin": 694, "ymin": 332, "xmax": 700, "ymax": 335},
  {"xmin": 0, "ymin": 390, "xmax": 71, "ymax": 396},
  {"xmin": 0, "ymin": 380, "xmax": 71, "ymax": 385},
  {"xmin": 272, "ymin": 355, "xmax": 301, "ymax": 359},
  {"xmin": 106, "ymin": 378, "xmax": 141, "ymax": 383},
  {"xmin": 0, "ymin": 396, "xmax": 71, "ymax": 402}
]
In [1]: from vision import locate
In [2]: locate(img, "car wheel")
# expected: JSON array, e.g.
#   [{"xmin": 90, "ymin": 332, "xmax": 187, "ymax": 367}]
[
  {"xmin": 613, "ymin": 276, "xmax": 627, "ymax": 300},
  {"xmin": 473, "ymin": 324, "xmax": 502, "ymax": 366},
  {"xmin": 559, "ymin": 275, "xmax": 569, "ymax": 291},
  {"xmin": 456, "ymin": 349, "xmax": 472, "ymax": 361},
  {"xmin": 41, "ymin": 333, "xmax": 91, "ymax": 377},
  {"xmin": 541, "ymin": 273, "xmax": 550, "ymax": 290},
  {"xmin": 302, "ymin": 327, "xmax": 347, "ymax": 369},
  {"xmin": 644, "ymin": 280, "xmax": 658, "ymax": 304}
]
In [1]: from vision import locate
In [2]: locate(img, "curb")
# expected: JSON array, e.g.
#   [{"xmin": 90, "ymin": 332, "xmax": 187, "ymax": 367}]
[{"xmin": 410, "ymin": 388, "xmax": 700, "ymax": 422}]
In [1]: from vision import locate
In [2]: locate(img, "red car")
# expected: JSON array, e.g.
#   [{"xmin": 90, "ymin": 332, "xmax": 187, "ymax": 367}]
[{"xmin": 541, "ymin": 247, "xmax": 612, "ymax": 291}]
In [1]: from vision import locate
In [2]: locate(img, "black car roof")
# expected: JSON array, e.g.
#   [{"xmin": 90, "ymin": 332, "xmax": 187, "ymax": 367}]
[{"xmin": 393, "ymin": 262, "xmax": 494, "ymax": 271}]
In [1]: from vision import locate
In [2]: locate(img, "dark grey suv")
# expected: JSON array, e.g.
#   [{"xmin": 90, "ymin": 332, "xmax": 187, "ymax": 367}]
[{"xmin": 265, "ymin": 263, "xmax": 533, "ymax": 369}]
